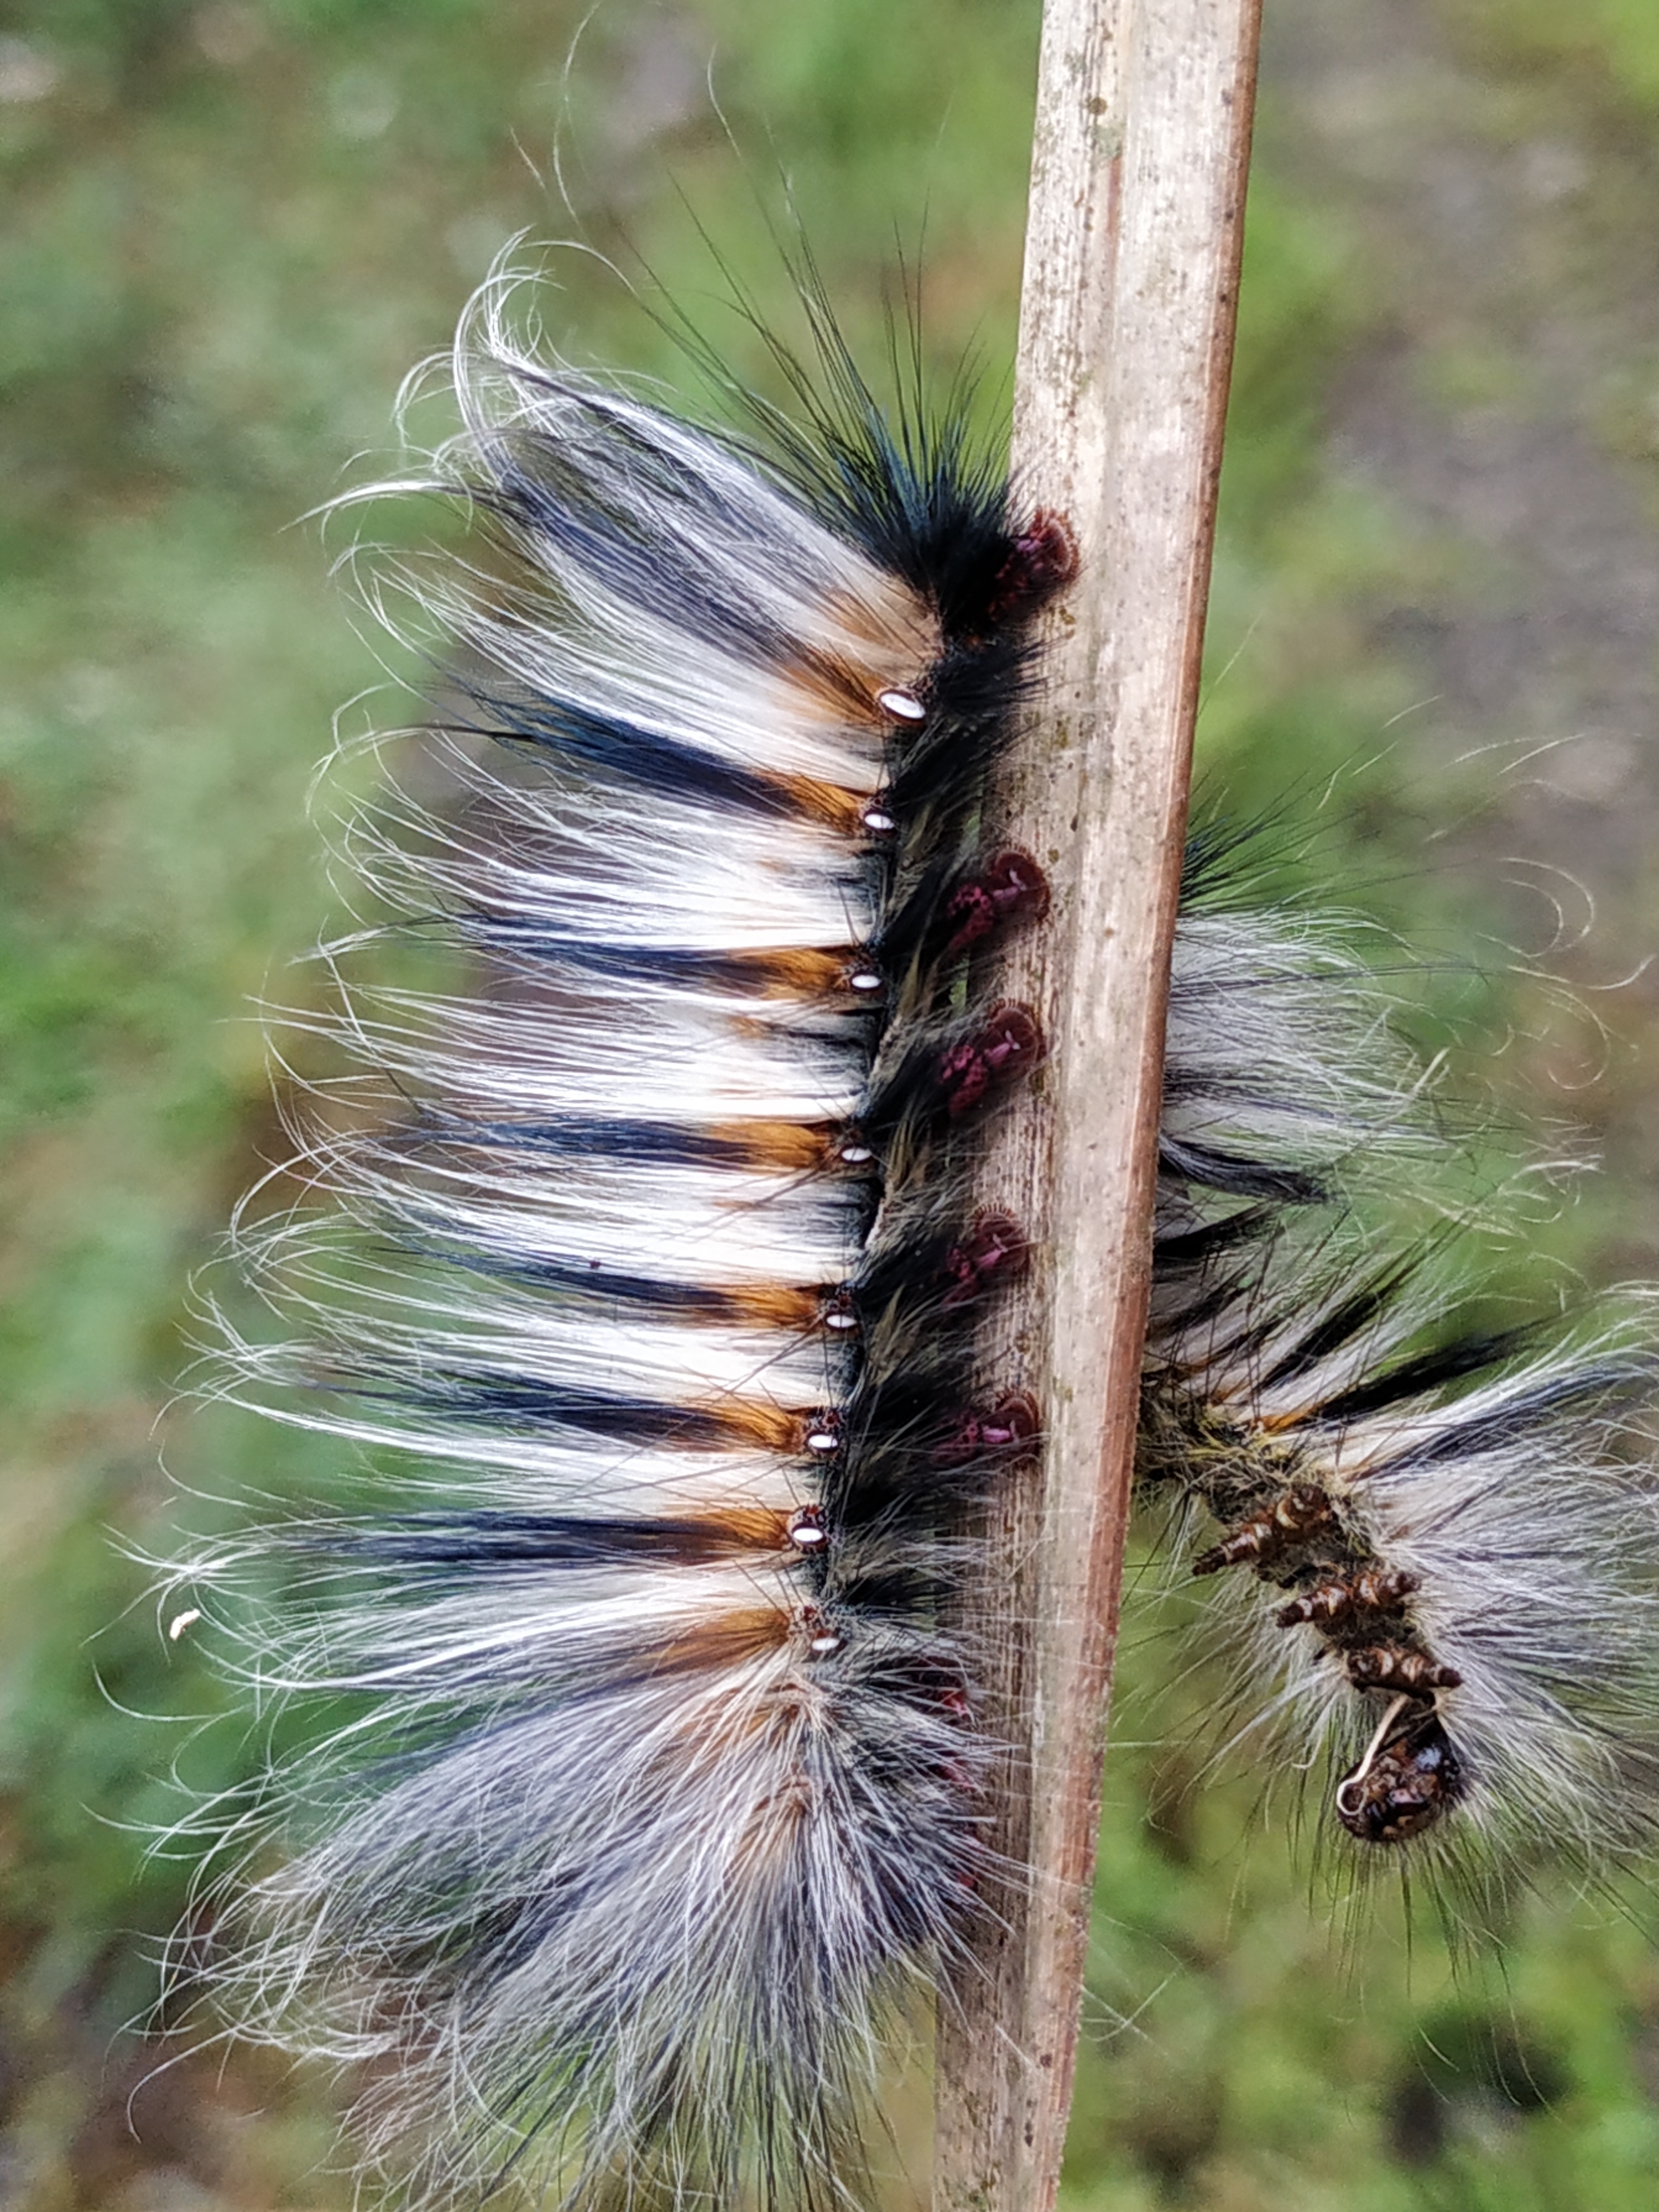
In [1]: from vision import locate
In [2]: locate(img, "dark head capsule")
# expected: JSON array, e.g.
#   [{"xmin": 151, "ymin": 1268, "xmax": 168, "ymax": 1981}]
[{"xmin": 1335, "ymin": 1707, "xmax": 1465, "ymax": 1846}]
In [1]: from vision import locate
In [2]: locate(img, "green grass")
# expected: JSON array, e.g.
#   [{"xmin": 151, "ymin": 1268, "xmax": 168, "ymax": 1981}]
[{"xmin": 4, "ymin": 0, "xmax": 1659, "ymax": 2204}]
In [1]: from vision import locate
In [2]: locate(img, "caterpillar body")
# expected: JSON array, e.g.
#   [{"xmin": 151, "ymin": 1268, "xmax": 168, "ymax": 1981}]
[
  {"xmin": 1141, "ymin": 1225, "xmax": 1659, "ymax": 1866},
  {"xmin": 169, "ymin": 274, "xmax": 1659, "ymax": 2208}
]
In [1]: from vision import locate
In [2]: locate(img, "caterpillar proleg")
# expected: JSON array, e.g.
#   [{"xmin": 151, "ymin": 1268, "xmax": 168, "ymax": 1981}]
[{"xmin": 165, "ymin": 268, "xmax": 1659, "ymax": 2207}]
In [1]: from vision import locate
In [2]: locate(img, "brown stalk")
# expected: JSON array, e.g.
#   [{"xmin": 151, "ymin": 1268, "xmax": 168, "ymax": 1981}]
[{"xmin": 933, "ymin": 3, "xmax": 1263, "ymax": 2207}]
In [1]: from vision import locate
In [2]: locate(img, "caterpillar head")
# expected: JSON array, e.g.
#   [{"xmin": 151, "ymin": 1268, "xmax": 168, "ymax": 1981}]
[{"xmin": 1334, "ymin": 1702, "xmax": 1465, "ymax": 1846}]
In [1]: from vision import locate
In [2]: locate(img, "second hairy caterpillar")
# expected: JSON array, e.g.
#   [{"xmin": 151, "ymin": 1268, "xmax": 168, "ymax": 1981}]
[
  {"xmin": 1142, "ymin": 1202, "xmax": 1659, "ymax": 1867},
  {"xmin": 161, "ymin": 267, "xmax": 1659, "ymax": 2209}
]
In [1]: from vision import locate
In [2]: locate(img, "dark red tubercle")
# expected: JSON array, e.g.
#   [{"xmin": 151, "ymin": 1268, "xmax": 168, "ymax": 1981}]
[
  {"xmin": 937, "ymin": 1003, "xmax": 1044, "ymax": 1119},
  {"xmin": 936, "ymin": 1681, "xmax": 974, "ymax": 1725},
  {"xmin": 932, "ymin": 1389, "xmax": 1042, "ymax": 1469},
  {"xmin": 941, "ymin": 849, "xmax": 1052, "ymax": 961},
  {"xmin": 926, "ymin": 1664, "xmax": 984, "ymax": 1814},
  {"xmin": 940, "ymin": 1209, "xmax": 1031, "ymax": 1311},
  {"xmin": 892, "ymin": 1653, "xmax": 976, "ymax": 1726},
  {"xmin": 983, "ymin": 508, "xmax": 1079, "ymax": 627},
  {"xmin": 979, "ymin": 1389, "xmax": 1041, "ymax": 1451}
]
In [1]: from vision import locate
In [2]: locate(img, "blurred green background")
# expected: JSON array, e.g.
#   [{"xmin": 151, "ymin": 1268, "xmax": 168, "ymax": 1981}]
[{"xmin": 4, "ymin": 0, "xmax": 1659, "ymax": 2205}]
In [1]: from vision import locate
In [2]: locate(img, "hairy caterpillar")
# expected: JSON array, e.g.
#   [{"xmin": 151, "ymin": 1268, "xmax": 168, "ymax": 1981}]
[
  {"xmin": 1141, "ymin": 1212, "xmax": 1659, "ymax": 1866},
  {"xmin": 163, "ymin": 267, "xmax": 1659, "ymax": 2208}
]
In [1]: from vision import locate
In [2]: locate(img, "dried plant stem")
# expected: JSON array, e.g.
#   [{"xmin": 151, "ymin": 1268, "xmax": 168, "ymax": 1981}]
[{"xmin": 934, "ymin": 2, "xmax": 1262, "ymax": 2208}]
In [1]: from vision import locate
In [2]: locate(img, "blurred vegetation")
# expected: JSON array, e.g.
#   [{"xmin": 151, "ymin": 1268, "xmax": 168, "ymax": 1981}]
[{"xmin": 3, "ymin": 0, "xmax": 1659, "ymax": 2206}]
